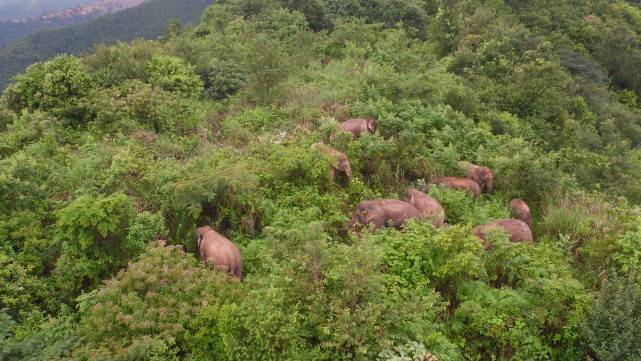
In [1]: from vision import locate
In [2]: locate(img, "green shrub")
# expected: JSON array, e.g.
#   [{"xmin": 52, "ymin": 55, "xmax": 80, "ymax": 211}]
[
  {"xmin": 374, "ymin": 222, "xmax": 485, "ymax": 297},
  {"xmin": 145, "ymin": 55, "xmax": 203, "ymax": 97},
  {"xmin": 52, "ymin": 193, "xmax": 135, "ymax": 300},
  {"xmin": 582, "ymin": 274, "xmax": 641, "ymax": 361},
  {"xmin": 75, "ymin": 242, "xmax": 232, "ymax": 359},
  {"xmin": 202, "ymin": 59, "xmax": 246, "ymax": 100},
  {"xmin": 3, "ymin": 55, "xmax": 93, "ymax": 121}
]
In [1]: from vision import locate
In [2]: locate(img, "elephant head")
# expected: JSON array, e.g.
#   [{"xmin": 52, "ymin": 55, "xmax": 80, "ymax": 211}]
[
  {"xmin": 476, "ymin": 167, "xmax": 494, "ymax": 193},
  {"xmin": 195, "ymin": 225, "xmax": 213, "ymax": 249},
  {"xmin": 366, "ymin": 118, "xmax": 377, "ymax": 134},
  {"xmin": 349, "ymin": 207, "xmax": 375, "ymax": 229},
  {"xmin": 338, "ymin": 157, "xmax": 352, "ymax": 178}
]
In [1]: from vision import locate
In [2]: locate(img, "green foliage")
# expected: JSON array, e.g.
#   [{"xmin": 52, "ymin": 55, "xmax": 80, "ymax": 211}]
[
  {"xmin": 379, "ymin": 341, "xmax": 440, "ymax": 361},
  {"xmin": 0, "ymin": 308, "xmax": 81, "ymax": 361},
  {"xmin": 3, "ymin": 55, "xmax": 92, "ymax": 119},
  {"xmin": 2, "ymin": 0, "xmax": 641, "ymax": 359},
  {"xmin": 0, "ymin": 253, "xmax": 50, "ymax": 318},
  {"xmin": 202, "ymin": 59, "xmax": 246, "ymax": 100},
  {"xmin": 74, "ymin": 242, "xmax": 231, "ymax": 359},
  {"xmin": 582, "ymin": 274, "xmax": 641, "ymax": 361},
  {"xmin": 53, "ymin": 193, "xmax": 135, "ymax": 299},
  {"xmin": 375, "ymin": 222, "xmax": 485, "ymax": 295},
  {"xmin": 239, "ymin": 33, "xmax": 292, "ymax": 104},
  {"xmin": 145, "ymin": 55, "xmax": 203, "ymax": 97},
  {"xmin": 613, "ymin": 216, "xmax": 641, "ymax": 282},
  {"xmin": 126, "ymin": 211, "xmax": 169, "ymax": 252},
  {"xmin": 186, "ymin": 212, "xmax": 448, "ymax": 360}
]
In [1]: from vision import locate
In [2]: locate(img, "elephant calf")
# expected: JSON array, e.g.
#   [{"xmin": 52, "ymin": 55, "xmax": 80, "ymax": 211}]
[
  {"xmin": 196, "ymin": 226, "xmax": 243, "ymax": 279},
  {"xmin": 403, "ymin": 189, "xmax": 445, "ymax": 228},
  {"xmin": 350, "ymin": 199, "xmax": 420, "ymax": 230},
  {"xmin": 338, "ymin": 118, "xmax": 377, "ymax": 138},
  {"xmin": 474, "ymin": 219, "xmax": 533, "ymax": 248},
  {"xmin": 459, "ymin": 161, "xmax": 494, "ymax": 193},
  {"xmin": 311, "ymin": 142, "xmax": 352, "ymax": 180},
  {"xmin": 427, "ymin": 176, "xmax": 482, "ymax": 196},
  {"xmin": 509, "ymin": 198, "xmax": 532, "ymax": 230}
]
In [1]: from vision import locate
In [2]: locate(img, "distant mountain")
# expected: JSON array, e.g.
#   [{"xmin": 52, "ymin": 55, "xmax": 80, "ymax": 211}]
[
  {"xmin": 0, "ymin": 0, "xmax": 93, "ymax": 21},
  {"xmin": 0, "ymin": 0, "xmax": 213, "ymax": 90},
  {"xmin": 0, "ymin": 0, "xmax": 147, "ymax": 47}
]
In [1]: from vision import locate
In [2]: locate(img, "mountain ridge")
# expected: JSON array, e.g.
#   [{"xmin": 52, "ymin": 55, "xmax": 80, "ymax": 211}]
[
  {"xmin": 0, "ymin": 0, "xmax": 213, "ymax": 90},
  {"xmin": 0, "ymin": 0, "xmax": 148, "ymax": 47}
]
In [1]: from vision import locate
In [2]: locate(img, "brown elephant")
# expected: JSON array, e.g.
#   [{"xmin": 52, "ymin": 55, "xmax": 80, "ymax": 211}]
[
  {"xmin": 474, "ymin": 219, "xmax": 533, "ymax": 248},
  {"xmin": 349, "ymin": 199, "xmax": 420, "ymax": 230},
  {"xmin": 311, "ymin": 142, "xmax": 352, "ymax": 180},
  {"xmin": 403, "ymin": 189, "xmax": 445, "ymax": 228},
  {"xmin": 459, "ymin": 161, "xmax": 494, "ymax": 193},
  {"xmin": 195, "ymin": 226, "xmax": 243, "ymax": 279},
  {"xmin": 427, "ymin": 176, "xmax": 482, "ymax": 196},
  {"xmin": 509, "ymin": 198, "xmax": 532, "ymax": 230},
  {"xmin": 338, "ymin": 118, "xmax": 377, "ymax": 138}
]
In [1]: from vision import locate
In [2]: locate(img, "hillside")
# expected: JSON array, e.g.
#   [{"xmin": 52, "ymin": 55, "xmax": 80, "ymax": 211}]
[
  {"xmin": 0, "ymin": 0, "xmax": 92, "ymax": 21},
  {"xmin": 2, "ymin": 0, "xmax": 641, "ymax": 360},
  {"xmin": 0, "ymin": 0, "xmax": 147, "ymax": 47},
  {"xmin": 0, "ymin": 0, "xmax": 213, "ymax": 90}
]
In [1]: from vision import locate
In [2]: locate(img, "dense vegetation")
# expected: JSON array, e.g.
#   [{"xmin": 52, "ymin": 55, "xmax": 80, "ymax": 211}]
[
  {"xmin": 0, "ymin": 0, "xmax": 213, "ymax": 90},
  {"xmin": 2, "ymin": 0, "xmax": 641, "ymax": 359}
]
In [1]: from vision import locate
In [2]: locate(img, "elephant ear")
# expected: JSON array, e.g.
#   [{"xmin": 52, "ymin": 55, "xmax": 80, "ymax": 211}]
[
  {"xmin": 341, "ymin": 159, "xmax": 352, "ymax": 178},
  {"xmin": 405, "ymin": 192, "xmax": 414, "ymax": 204},
  {"xmin": 363, "ymin": 209, "xmax": 377, "ymax": 224},
  {"xmin": 197, "ymin": 232, "xmax": 204, "ymax": 249}
]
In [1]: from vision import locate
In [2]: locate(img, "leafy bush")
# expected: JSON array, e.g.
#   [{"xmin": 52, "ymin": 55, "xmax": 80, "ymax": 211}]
[
  {"xmin": 202, "ymin": 59, "xmax": 246, "ymax": 100},
  {"xmin": 3, "ymin": 55, "xmax": 92, "ymax": 120},
  {"xmin": 74, "ymin": 242, "xmax": 232, "ymax": 359},
  {"xmin": 52, "ymin": 193, "xmax": 135, "ymax": 300},
  {"xmin": 145, "ymin": 55, "xmax": 203, "ymax": 97},
  {"xmin": 582, "ymin": 274, "xmax": 641, "ymax": 361}
]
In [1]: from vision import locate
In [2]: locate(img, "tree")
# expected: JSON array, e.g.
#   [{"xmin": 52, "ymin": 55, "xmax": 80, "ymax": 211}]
[
  {"xmin": 2, "ymin": 55, "xmax": 92, "ymax": 120},
  {"xmin": 145, "ymin": 55, "xmax": 203, "ymax": 97}
]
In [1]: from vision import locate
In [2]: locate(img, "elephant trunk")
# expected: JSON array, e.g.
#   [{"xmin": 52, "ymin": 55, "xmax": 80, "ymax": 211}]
[{"xmin": 486, "ymin": 180, "xmax": 494, "ymax": 193}]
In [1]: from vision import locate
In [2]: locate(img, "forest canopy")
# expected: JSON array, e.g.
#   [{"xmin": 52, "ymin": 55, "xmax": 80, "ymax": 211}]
[{"xmin": 2, "ymin": 0, "xmax": 641, "ymax": 360}]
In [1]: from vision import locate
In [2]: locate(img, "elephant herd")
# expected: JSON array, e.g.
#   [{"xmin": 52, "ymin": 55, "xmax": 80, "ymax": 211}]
[{"xmin": 195, "ymin": 117, "xmax": 533, "ymax": 279}]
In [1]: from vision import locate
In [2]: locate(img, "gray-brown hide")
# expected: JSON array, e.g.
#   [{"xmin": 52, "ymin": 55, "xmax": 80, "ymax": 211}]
[
  {"xmin": 311, "ymin": 142, "xmax": 352, "ymax": 180},
  {"xmin": 509, "ymin": 198, "xmax": 532, "ymax": 230},
  {"xmin": 196, "ymin": 226, "xmax": 243, "ymax": 279},
  {"xmin": 403, "ymin": 189, "xmax": 445, "ymax": 228},
  {"xmin": 459, "ymin": 161, "xmax": 494, "ymax": 193},
  {"xmin": 350, "ymin": 199, "xmax": 420, "ymax": 230},
  {"xmin": 338, "ymin": 118, "xmax": 377, "ymax": 138},
  {"xmin": 474, "ymin": 219, "xmax": 533, "ymax": 247},
  {"xmin": 427, "ymin": 176, "xmax": 482, "ymax": 196}
]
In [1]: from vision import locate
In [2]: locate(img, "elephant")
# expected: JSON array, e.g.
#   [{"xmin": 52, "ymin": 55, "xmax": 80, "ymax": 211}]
[
  {"xmin": 458, "ymin": 161, "xmax": 494, "ymax": 193},
  {"xmin": 349, "ymin": 199, "xmax": 420, "ymax": 230},
  {"xmin": 427, "ymin": 176, "xmax": 482, "ymax": 196},
  {"xmin": 195, "ymin": 226, "xmax": 243, "ymax": 279},
  {"xmin": 338, "ymin": 118, "xmax": 377, "ymax": 138},
  {"xmin": 403, "ymin": 189, "xmax": 445, "ymax": 228},
  {"xmin": 474, "ymin": 219, "xmax": 533, "ymax": 248},
  {"xmin": 311, "ymin": 142, "xmax": 352, "ymax": 180},
  {"xmin": 509, "ymin": 198, "xmax": 532, "ymax": 230}
]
